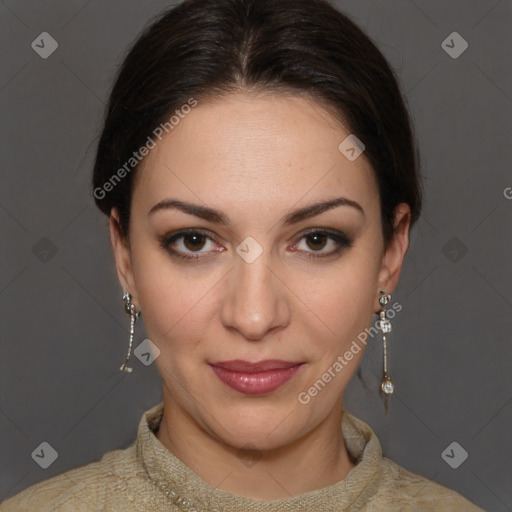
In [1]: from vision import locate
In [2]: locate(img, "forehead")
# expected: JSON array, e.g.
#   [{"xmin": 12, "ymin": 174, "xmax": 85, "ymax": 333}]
[{"xmin": 133, "ymin": 92, "xmax": 379, "ymax": 221}]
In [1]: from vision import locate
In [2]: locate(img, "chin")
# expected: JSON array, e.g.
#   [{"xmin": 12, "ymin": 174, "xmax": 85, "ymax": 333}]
[{"xmin": 212, "ymin": 405, "xmax": 304, "ymax": 450}]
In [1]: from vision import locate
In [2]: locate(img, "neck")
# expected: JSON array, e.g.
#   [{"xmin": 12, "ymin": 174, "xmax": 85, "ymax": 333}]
[{"xmin": 155, "ymin": 391, "xmax": 357, "ymax": 500}]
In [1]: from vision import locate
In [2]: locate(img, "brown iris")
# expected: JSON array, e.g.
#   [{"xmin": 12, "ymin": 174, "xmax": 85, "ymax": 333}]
[
  {"xmin": 305, "ymin": 233, "xmax": 328, "ymax": 251},
  {"xmin": 183, "ymin": 233, "xmax": 207, "ymax": 251}
]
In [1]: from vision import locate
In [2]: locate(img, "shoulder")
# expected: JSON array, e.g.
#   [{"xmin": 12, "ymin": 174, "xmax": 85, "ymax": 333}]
[
  {"xmin": 0, "ymin": 444, "xmax": 141, "ymax": 512},
  {"xmin": 376, "ymin": 457, "xmax": 485, "ymax": 511}
]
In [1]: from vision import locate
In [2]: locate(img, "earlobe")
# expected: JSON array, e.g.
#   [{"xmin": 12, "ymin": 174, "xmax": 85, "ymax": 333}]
[{"xmin": 109, "ymin": 208, "xmax": 138, "ymax": 302}]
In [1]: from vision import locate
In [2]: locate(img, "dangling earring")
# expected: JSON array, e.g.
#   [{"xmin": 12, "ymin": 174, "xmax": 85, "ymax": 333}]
[
  {"xmin": 119, "ymin": 291, "xmax": 141, "ymax": 373},
  {"xmin": 377, "ymin": 290, "xmax": 393, "ymax": 396}
]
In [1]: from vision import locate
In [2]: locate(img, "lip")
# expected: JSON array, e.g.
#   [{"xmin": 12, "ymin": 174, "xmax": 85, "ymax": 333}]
[{"xmin": 209, "ymin": 360, "xmax": 305, "ymax": 395}]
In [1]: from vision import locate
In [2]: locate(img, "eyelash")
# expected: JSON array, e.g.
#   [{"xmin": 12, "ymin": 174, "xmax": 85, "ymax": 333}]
[{"xmin": 159, "ymin": 228, "xmax": 353, "ymax": 262}]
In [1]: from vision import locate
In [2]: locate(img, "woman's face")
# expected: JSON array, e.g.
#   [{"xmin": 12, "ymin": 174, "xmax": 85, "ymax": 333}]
[{"xmin": 111, "ymin": 92, "xmax": 410, "ymax": 449}]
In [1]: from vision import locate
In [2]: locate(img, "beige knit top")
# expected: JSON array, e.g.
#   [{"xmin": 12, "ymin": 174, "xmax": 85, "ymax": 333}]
[{"xmin": 1, "ymin": 402, "xmax": 484, "ymax": 511}]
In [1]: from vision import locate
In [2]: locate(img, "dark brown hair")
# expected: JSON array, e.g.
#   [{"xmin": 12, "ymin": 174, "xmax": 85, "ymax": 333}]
[{"xmin": 92, "ymin": 0, "xmax": 423, "ymax": 248}]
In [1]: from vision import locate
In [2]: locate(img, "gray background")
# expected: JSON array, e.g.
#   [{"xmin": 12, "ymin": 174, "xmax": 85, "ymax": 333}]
[{"xmin": 1, "ymin": 0, "xmax": 511, "ymax": 510}]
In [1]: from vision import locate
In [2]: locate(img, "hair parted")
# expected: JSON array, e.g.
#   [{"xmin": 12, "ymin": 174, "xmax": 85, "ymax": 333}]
[{"xmin": 92, "ymin": 0, "xmax": 423, "ymax": 248}]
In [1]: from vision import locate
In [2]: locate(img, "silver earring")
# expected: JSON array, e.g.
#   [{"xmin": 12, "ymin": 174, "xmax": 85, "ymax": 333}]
[
  {"xmin": 119, "ymin": 292, "xmax": 141, "ymax": 373},
  {"xmin": 377, "ymin": 290, "xmax": 394, "ymax": 395}
]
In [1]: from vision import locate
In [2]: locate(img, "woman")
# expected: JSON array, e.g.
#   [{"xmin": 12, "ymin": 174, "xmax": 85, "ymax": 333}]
[{"xmin": 2, "ymin": 0, "xmax": 485, "ymax": 510}]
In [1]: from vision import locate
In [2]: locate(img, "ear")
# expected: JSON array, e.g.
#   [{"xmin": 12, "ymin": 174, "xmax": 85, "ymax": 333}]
[
  {"xmin": 109, "ymin": 208, "xmax": 139, "ymax": 307},
  {"xmin": 374, "ymin": 203, "xmax": 411, "ymax": 312}
]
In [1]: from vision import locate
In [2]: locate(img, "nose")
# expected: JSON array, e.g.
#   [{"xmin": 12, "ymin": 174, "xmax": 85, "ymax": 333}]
[{"xmin": 220, "ymin": 249, "xmax": 291, "ymax": 341}]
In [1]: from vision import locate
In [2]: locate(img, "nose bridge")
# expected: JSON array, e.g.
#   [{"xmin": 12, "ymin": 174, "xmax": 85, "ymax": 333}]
[{"xmin": 221, "ymin": 242, "xmax": 288, "ymax": 340}]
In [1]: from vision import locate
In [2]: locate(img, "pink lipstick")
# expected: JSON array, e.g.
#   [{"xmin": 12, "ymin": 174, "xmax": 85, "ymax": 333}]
[{"xmin": 209, "ymin": 359, "xmax": 305, "ymax": 395}]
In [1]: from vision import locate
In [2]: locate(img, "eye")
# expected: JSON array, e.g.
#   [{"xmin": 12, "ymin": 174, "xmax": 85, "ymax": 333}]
[
  {"xmin": 291, "ymin": 229, "xmax": 353, "ymax": 259},
  {"xmin": 160, "ymin": 228, "xmax": 353, "ymax": 263},
  {"xmin": 160, "ymin": 229, "xmax": 223, "ymax": 261}
]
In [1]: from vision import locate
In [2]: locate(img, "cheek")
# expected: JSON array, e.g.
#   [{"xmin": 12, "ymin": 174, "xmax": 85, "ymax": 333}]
[
  {"xmin": 302, "ymin": 280, "xmax": 376, "ymax": 407},
  {"xmin": 296, "ymin": 261, "xmax": 377, "ymax": 398},
  {"xmin": 299, "ymin": 252, "xmax": 378, "ymax": 339},
  {"xmin": 130, "ymin": 244, "xmax": 220, "ymax": 350}
]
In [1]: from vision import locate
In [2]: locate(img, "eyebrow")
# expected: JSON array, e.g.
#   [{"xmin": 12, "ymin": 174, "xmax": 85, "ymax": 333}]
[{"xmin": 148, "ymin": 196, "xmax": 365, "ymax": 226}]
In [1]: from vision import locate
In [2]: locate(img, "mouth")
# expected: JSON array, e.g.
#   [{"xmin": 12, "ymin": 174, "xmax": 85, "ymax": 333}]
[{"xmin": 208, "ymin": 359, "xmax": 305, "ymax": 395}]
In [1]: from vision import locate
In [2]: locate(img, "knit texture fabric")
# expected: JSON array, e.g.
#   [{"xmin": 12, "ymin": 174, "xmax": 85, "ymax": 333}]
[{"xmin": 1, "ymin": 402, "xmax": 484, "ymax": 511}]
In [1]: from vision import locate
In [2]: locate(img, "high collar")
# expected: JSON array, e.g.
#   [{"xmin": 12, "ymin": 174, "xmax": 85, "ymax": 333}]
[{"xmin": 136, "ymin": 402, "xmax": 383, "ymax": 511}]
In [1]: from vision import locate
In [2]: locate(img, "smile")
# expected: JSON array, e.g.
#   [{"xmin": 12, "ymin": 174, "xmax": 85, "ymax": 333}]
[{"xmin": 208, "ymin": 360, "xmax": 305, "ymax": 395}]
